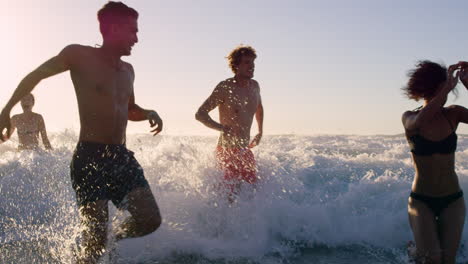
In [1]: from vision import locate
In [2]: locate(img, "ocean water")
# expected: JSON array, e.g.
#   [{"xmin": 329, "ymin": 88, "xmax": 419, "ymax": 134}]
[{"xmin": 1, "ymin": 132, "xmax": 468, "ymax": 264}]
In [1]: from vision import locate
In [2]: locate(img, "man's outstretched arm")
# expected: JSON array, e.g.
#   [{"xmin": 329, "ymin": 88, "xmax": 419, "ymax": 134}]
[
  {"xmin": 0, "ymin": 45, "xmax": 74, "ymax": 140},
  {"xmin": 195, "ymin": 83, "xmax": 225, "ymax": 132}
]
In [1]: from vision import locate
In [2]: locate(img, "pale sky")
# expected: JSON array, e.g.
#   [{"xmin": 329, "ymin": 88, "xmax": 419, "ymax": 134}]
[{"xmin": 2, "ymin": 0, "xmax": 468, "ymax": 135}]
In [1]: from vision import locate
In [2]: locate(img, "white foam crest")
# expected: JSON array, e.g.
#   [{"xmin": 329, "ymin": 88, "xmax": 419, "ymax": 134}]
[
  {"xmin": 1, "ymin": 131, "xmax": 468, "ymax": 263},
  {"xmin": 0, "ymin": 145, "xmax": 82, "ymax": 263}
]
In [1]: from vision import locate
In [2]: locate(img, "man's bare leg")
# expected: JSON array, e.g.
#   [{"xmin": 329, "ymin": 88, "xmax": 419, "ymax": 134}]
[
  {"xmin": 115, "ymin": 186, "xmax": 161, "ymax": 240},
  {"xmin": 76, "ymin": 200, "xmax": 109, "ymax": 264}
]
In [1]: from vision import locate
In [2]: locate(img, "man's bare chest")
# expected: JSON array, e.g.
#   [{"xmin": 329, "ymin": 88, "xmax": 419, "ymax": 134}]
[
  {"xmin": 224, "ymin": 89, "xmax": 259, "ymax": 114},
  {"xmin": 71, "ymin": 62, "xmax": 133, "ymax": 99}
]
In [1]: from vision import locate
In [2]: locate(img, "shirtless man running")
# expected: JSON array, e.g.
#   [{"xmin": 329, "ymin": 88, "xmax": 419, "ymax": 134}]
[
  {"xmin": 0, "ymin": 2, "xmax": 162, "ymax": 263},
  {"xmin": 2, "ymin": 93, "xmax": 53, "ymax": 150},
  {"xmin": 195, "ymin": 45, "xmax": 264, "ymax": 199}
]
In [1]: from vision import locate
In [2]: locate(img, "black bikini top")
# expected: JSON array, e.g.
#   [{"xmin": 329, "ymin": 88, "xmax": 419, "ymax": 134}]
[{"xmin": 407, "ymin": 109, "xmax": 457, "ymax": 156}]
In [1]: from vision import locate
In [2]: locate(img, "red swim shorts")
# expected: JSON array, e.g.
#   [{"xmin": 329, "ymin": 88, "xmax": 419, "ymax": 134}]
[{"xmin": 216, "ymin": 146, "xmax": 257, "ymax": 185}]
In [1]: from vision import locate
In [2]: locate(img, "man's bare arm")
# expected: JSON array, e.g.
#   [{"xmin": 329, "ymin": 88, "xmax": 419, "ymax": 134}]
[
  {"xmin": 38, "ymin": 115, "xmax": 52, "ymax": 150},
  {"xmin": 128, "ymin": 102, "xmax": 152, "ymax": 121},
  {"xmin": 256, "ymin": 102, "xmax": 264, "ymax": 134},
  {"xmin": 0, "ymin": 45, "xmax": 75, "ymax": 139},
  {"xmin": 195, "ymin": 83, "xmax": 225, "ymax": 132},
  {"xmin": 249, "ymin": 96, "xmax": 263, "ymax": 148},
  {"xmin": 127, "ymin": 62, "xmax": 163, "ymax": 136},
  {"xmin": 128, "ymin": 92, "xmax": 163, "ymax": 136},
  {"xmin": 0, "ymin": 116, "xmax": 15, "ymax": 142},
  {"xmin": 3, "ymin": 46, "xmax": 73, "ymax": 112}
]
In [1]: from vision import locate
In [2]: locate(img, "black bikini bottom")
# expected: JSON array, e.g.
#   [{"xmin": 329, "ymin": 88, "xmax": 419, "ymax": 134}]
[{"xmin": 410, "ymin": 191, "xmax": 463, "ymax": 217}]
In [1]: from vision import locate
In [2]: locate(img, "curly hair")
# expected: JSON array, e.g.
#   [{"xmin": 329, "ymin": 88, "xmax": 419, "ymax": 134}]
[
  {"xmin": 402, "ymin": 60, "xmax": 451, "ymax": 101},
  {"xmin": 97, "ymin": 2, "xmax": 138, "ymax": 36},
  {"xmin": 226, "ymin": 45, "xmax": 257, "ymax": 74}
]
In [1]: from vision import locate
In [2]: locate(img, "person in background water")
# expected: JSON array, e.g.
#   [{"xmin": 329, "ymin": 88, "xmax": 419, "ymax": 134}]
[
  {"xmin": 0, "ymin": 2, "xmax": 162, "ymax": 263},
  {"xmin": 402, "ymin": 61, "xmax": 468, "ymax": 264},
  {"xmin": 1, "ymin": 93, "xmax": 53, "ymax": 150},
  {"xmin": 196, "ymin": 45, "xmax": 264, "ymax": 201}
]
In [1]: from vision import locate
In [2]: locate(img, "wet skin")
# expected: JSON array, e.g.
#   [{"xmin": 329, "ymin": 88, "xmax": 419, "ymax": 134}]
[
  {"xmin": 196, "ymin": 55, "xmax": 264, "ymax": 148},
  {"xmin": 0, "ymin": 17, "xmax": 162, "ymax": 264},
  {"xmin": 402, "ymin": 63, "xmax": 468, "ymax": 263}
]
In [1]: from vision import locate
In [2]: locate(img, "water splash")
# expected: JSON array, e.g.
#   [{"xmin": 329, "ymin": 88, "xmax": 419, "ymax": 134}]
[{"xmin": 1, "ymin": 132, "xmax": 468, "ymax": 263}]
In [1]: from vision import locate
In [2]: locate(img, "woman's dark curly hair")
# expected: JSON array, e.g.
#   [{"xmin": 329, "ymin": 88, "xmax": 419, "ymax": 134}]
[{"xmin": 402, "ymin": 60, "xmax": 452, "ymax": 101}]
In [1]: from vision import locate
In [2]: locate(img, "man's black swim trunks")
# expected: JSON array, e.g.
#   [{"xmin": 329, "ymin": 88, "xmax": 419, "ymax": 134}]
[{"xmin": 70, "ymin": 141, "xmax": 149, "ymax": 208}]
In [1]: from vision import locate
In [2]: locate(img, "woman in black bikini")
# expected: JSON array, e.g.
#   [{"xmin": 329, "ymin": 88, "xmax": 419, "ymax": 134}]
[{"xmin": 402, "ymin": 61, "xmax": 468, "ymax": 264}]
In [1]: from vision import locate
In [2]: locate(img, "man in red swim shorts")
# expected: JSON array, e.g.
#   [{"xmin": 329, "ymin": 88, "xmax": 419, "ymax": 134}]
[
  {"xmin": 216, "ymin": 146, "xmax": 257, "ymax": 194},
  {"xmin": 196, "ymin": 45, "xmax": 264, "ymax": 198}
]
